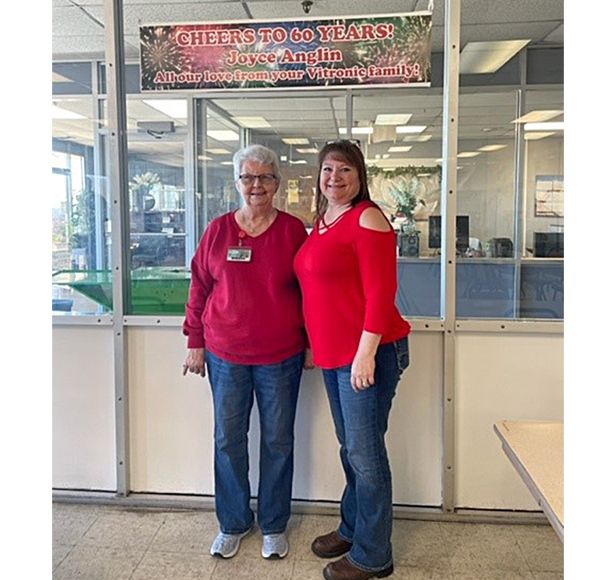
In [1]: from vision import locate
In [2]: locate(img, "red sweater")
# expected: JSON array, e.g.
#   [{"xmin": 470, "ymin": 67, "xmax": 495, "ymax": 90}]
[
  {"xmin": 294, "ymin": 201, "xmax": 410, "ymax": 369},
  {"xmin": 183, "ymin": 210, "xmax": 307, "ymax": 364}
]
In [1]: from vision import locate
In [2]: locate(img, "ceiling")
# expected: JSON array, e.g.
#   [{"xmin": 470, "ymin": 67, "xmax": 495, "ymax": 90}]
[{"xmin": 52, "ymin": 1, "xmax": 564, "ymax": 168}]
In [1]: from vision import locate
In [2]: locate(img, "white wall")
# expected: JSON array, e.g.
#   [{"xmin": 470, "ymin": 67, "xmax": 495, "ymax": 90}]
[
  {"xmin": 52, "ymin": 325, "xmax": 563, "ymax": 511},
  {"xmin": 455, "ymin": 332, "xmax": 564, "ymax": 510},
  {"xmin": 126, "ymin": 327, "xmax": 443, "ymax": 506},
  {"xmin": 52, "ymin": 326, "xmax": 116, "ymax": 490}
]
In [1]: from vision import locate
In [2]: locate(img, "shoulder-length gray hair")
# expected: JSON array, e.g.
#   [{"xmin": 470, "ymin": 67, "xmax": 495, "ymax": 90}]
[{"xmin": 232, "ymin": 145, "xmax": 280, "ymax": 180}]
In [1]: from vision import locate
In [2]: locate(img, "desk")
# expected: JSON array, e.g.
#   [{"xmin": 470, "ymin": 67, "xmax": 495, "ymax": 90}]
[{"xmin": 494, "ymin": 420, "xmax": 564, "ymax": 542}]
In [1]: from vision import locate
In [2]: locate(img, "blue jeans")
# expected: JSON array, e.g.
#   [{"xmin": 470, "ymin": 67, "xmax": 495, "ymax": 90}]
[
  {"xmin": 322, "ymin": 337, "xmax": 410, "ymax": 572},
  {"xmin": 205, "ymin": 350, "xmax": 303, "ymax": 535}
]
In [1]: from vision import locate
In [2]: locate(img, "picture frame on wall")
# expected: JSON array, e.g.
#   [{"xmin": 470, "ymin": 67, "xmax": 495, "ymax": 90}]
[{"xmin": 535, "ymin": 175, "xmax": 564, "ymax": 217}]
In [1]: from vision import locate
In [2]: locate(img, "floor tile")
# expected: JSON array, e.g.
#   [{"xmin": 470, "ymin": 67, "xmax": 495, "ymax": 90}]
[
  {"xmin": 292, "ymin": 514, "xmax": 342, "ymax": 562},
  {"xmin": 291, "ymin": 559, "xmax": 327, "ymax": 579},
  {"xmin": 52, "ymin": 504, "xmax": 104, "ymax": 545},
  {"xmin": 79, "ymin": 509, "xmax": 165, "ymax": 551},
  {"xmin": 393, "ymin": 519, "xmax": 451, "ymax": 570},
  {"xmin": 211, "ymin": 555, "xmax": 294, "ymax": 580},
  {"xmin": 453, "ymin": 571, "xmax": 535, "ymax": 580},
  {"xmin": 52, "ymin": 545, "xmax": 143, "ymax": 580},
  {"xmin": 440, "ymin": 523, "xmax": 530, "ymax": 573},
  {"xmin": 130, "ymin": 550, "xmax": 217, "ymax": 580},
  {"xmin": 149, "ymin": 510, "xmax": 221, "ymax": 554},
  {"xmin": 511, "ymin": 525, "xmax": 564, "ymax": 573},
  {"xmin": 52, "ymin": 544, "xmax": 73, "ymax": 571},
  {"xmin": 532, "ymin": 573, "xmax": 564, "ymax": 580},
  {"xmin": 392, "ymin": 566, "xmax": 454, "ymax": 579}
]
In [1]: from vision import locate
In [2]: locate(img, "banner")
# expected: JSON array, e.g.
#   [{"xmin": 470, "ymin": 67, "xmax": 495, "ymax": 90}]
[{"xmin": 140, "ymin": 12, "xmax": 432, "ymax": 91}]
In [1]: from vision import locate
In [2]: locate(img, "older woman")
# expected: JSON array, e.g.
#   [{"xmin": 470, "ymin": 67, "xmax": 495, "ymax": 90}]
[
  {"xmin": 294, "ymin": 140, "xmax": 410, "ymax": 580},
  {"xmin": 183, "ymin": 144, "xmax": 310, "ymax": 560}
]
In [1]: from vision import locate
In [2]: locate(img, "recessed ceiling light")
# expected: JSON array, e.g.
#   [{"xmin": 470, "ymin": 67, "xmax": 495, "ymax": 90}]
[
  {"xmin": 458, "ymin": 151, "xmax": 481, "ymax": 158},
  {"xmin": 388, "ymin": 146, "xmax": 413, "ymax": 152},
  {"xmin": 143, "ymin": 99, "xmax": 187, "ymax": 118},
  {"xmin": 375, "ymin": 113, "xmax": 413, "ymax": 125},
  {"xmin": 52, "ymin": 104, "xmax": 86, "ymax": 120},
  {"xmin": 232, "ymin": 116, "xmax": 271, "ymax": 128},
  {"xmin": 477, "ymin": 144, "xmax": 507, "ymax": 151},
  {"xmin": 396, "ymin": 125, "xmax": 427, "ymax": 134},
  {"xmin": 339, "ymin": 127, "xmax": 374, "ymax": 135},
  {"xmin": 512, "ymin": 110, "xmax": 563, "ymax": 123},
  {"xmin": 524, "ymin": 132, "xmax": 555, "ymax": 140},
  {"xmin": 282, "ymin": 138, "xmax": 310, "ymax": 144},
  {"xmin": 207, "ymin": 130, "xmax": 239, "ymax": 141},
  {"xmin": 524, "ymin": 122, "xmax": 564, "ymax": 131},
  {"xmin": 459, "ymin": 40, "xmax": 531, "ymax": 73}
]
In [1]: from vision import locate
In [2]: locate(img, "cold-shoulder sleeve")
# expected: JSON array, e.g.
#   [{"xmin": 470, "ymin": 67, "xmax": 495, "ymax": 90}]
[{"xmin": 354, "ymin": 211, "xmax": 398, "ymax": 335}]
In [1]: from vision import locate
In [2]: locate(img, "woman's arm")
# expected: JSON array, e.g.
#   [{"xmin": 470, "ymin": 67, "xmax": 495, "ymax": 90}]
[{"xmin": 350, "ymin": 206, "xmax": 395, "ymax": 391}]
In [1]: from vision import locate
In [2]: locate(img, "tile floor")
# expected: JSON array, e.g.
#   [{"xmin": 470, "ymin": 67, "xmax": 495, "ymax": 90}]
[{"xmin": 52, "ymin": 503, "xmax": 564, "ymax": 580}]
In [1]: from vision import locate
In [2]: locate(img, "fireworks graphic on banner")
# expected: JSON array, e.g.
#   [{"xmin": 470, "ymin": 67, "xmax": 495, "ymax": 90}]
[{"xmin": 140, "ymin": 27, "xmax": 187, "ymax": 87}]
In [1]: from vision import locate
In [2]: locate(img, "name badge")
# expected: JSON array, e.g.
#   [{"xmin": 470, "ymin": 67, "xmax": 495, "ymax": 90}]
[{"xmin": 227, "ymin": 246, "xmax": 252, "ymax": 262}]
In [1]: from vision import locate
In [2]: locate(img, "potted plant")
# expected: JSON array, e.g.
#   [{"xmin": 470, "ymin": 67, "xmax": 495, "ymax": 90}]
[{"xmin": 389, "ymin": 176, "xmax": 425, "ymax": 257}]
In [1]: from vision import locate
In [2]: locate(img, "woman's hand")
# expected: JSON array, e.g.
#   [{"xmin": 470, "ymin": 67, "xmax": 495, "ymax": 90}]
[
  {"xmin": 304, "ymin": 348, "xmax": 315, "ymax": 370},
  {"xmin": 350, "ymin": 331, "xmax": 382, "ymax": 392},
  {"xmin": 183, "ymin": 348, "xmax": 206, "ymax": 377},
  {"xmin": 351, "ymin": 350, "xmax": 376, "ymax": 392}
]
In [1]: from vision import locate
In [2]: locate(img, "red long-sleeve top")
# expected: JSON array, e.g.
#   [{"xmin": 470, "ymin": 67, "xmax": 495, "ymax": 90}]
[
  {"xmin": 294, "ymin": 201, "xmax": 411, "ymax": 369},
  {"xmin": 183, "ymin": 210, "xmax": 307, "ymax": 364}
]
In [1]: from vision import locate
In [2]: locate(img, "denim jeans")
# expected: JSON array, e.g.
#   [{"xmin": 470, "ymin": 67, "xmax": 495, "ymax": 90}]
[
  {"xmin": 322, "ymin": 337, "xmax": 410, "ymax": 572},
  {"xmin": 205, "ymin": 349, "xmax": 303, "ymax": 535}
]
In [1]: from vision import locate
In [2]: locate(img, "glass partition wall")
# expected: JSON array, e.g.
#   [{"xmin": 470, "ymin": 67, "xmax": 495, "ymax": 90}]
[{"xmin": 52, "ymin": 60, "xmax": 563, "ymax": 320}]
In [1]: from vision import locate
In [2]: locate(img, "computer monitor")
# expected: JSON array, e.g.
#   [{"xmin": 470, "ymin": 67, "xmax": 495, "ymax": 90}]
[
  {"xmin": 534, "ymin": 232, "xmax": 564, "ymax": 257},
  {"xmin": 429, "ymin": 215, "xmax": 470, "ymax": 253}
]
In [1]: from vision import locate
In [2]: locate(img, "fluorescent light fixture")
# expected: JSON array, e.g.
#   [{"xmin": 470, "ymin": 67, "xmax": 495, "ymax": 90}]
[
  {"xmin": 512, "ymin": 110, "xmax": 563, "ymax": 123},
  {"xmin": 52, "ymin": 104, "xmax": 86, "ymax": 120},
  {"xmin": 395, "ymin": 125, "xmax": 426, "ymax": 134},
  {"xmin": 524, "ymin": 122, "xmax": 564, "ymax": 131},
  {"xmin": 388, "ymin": 146, "xmax": 413, "ymax": 152},
  {"xmin": 375, "ymin": 113, "xmax": 412, "ymax": 125},
  {"xmin": 458, "ymin": 151, "xmax": 481, "ymax": 158},
  {"xmin": 403, "ymin": 134, "xmax": 433, "ymax": 142},
  {"xmin": 206, "ymin": 148, "xmax": 230, "ymax": 154},
  {"xmin": 477, "ymin": 144, "xmax": 507, "ymax": 152},
  {"xmin": 289, "ymin": 159, "xmax": 307, "ymax": 164},
  {"xmin": 382, "ymin": 154, "xmax": 390, "ymax": 159},
  {"xmin": 524, "ymin": 132, "xmax": 555, "ymax": 141},
  {"xmin": 296, "ymin": 148, "xmax": 319, "ymax": 153},
  {"xmin": 220, "ymin": 161, "xmax": 233, "ymax": 165},
  {"xmin": 143, "ymin": 99, "xmax": 187, "ymax": 118},
  {"xmin": 232, "ymin": 116, "xmax": 271, "ymax": 128},
  {"xmin": 282, "ymin": 138, "xmax": 310, "ymax": 144},
  {"xmin": 197, "ymin": 155, "xmax": 212, "ymax": 161},
  {"xmin": 281, "ymin": 155, "xmax": 288, "ymax": 161},
  {"xmin": 207, "ymin": 130, "xmax": 239, "ymax": 141},
  {"xmin": 459, "ymin": 40, "xmax": 530, "ymax": 73},
  {"xmin": 339, "ymin": 127, "xmax": 374, "ymax": 135}
]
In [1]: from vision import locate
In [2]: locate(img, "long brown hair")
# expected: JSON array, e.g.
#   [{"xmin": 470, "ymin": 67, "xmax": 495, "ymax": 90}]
[{"xmin": 315, "ymin": 140, "xmax": 371, "ymax": 221}]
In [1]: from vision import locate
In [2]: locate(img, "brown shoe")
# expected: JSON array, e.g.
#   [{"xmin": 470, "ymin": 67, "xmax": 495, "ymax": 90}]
[
  {"xmin": 323, "ymin": 556, "xmax": 394, "ymax": 580},
  {"xmin": 311, "ymin": 531, "xmax": 353, "ymax": 558}
]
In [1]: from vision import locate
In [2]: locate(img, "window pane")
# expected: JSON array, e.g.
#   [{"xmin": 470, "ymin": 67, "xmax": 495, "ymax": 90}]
[
  {"xmin": 52, "ymin": 97, "xmax": 110, "ymax": 314},
  {"xmin": 455, "ymin": 91, "xmax": 518, "ymax": 317},
  {"xmin": 353, "ymin": 90, "xmax": 443, "ymax": 317},
  {"xmin": 126, "ymin": 98, "xmax": 189, "ymax": 314}
]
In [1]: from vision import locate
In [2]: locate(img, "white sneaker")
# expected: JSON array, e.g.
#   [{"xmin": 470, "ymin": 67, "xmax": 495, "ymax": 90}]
[
  {"xmin": 261, "ymin": 532, "xmax": 289, "ymax": 559},
  {"xmin": 210, "ymin": 528, "xmax": 252, "ymax": 558}
]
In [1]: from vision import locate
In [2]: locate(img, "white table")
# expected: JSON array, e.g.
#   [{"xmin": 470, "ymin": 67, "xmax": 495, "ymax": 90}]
[{"xmin": 493, "ymin": 420, "xmax": 564, "ymax": 542}]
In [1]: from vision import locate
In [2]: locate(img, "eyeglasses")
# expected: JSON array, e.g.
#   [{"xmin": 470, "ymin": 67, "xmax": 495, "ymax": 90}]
[
  {"xmin": 325, "ymin": 139, "xmax": 361, "ymax": 148},
  {"xmin": 238, "ymin": 173, "xmax": 278, "ymax": 186}
]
